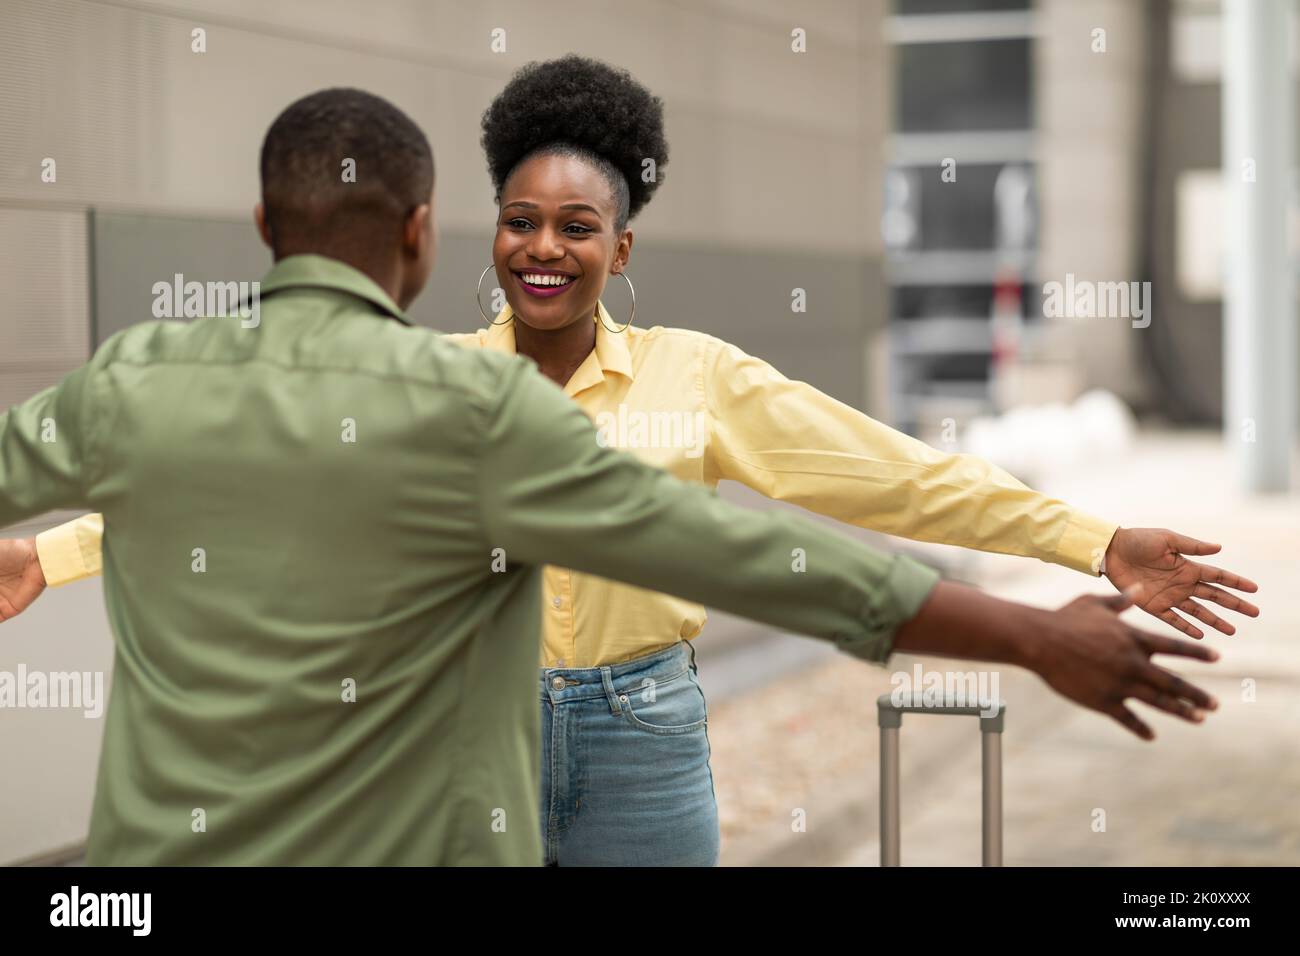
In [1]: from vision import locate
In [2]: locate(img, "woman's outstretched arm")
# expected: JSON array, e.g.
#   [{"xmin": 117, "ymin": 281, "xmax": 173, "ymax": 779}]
[{"xmin": 700, "ymin": 336, "xmax": 1258, "ymax": 637}]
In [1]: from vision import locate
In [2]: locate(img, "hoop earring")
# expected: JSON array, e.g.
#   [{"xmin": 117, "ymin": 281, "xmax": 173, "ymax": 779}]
[
  {"xmin": 476, "ymin": 265, "xmax": 512, "ymax": 326},
  {"xmin": 599, "ymin": 271, "xmax": 635, "ymax": 333}
]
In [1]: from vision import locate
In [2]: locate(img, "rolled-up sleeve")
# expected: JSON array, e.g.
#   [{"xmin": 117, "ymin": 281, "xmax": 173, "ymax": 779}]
[
  {"xmin": 700, "ymin": 338, "xmax": 1117, "ymax": 576},
  {"xmin": 478, "ymin": 356, "xmax": 939, "ymax": 663}
]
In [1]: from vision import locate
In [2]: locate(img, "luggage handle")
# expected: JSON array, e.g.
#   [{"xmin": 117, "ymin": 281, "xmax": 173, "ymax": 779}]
[{"xmin": 876, "ymin": 694, "xmax": 1006, "ymax": 867}]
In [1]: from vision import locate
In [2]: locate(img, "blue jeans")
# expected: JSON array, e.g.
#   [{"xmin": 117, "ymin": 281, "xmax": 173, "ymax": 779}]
[{"xmin": 538, "ymin": 641, "xmax": 720, "ymax": 866}]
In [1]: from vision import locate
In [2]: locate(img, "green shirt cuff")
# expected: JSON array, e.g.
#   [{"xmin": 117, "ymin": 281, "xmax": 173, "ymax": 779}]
[{"xmin": 837, "ymin": 553, "xmax": 941, "ymax": 666}]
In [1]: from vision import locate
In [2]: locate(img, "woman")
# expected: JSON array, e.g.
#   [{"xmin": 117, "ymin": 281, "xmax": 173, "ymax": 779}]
[{"xmin": 12, "ymin": 56, "xmax": 1258, "ymax": 865}]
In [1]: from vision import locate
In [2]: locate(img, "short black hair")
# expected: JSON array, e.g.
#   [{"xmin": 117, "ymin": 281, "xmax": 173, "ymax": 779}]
[
  {"xmin": 480, "ymin": 56, "xmax": 668, "ymax": 230},
  {"xmin": 259, "ymin": 88, "xmax": 434, "ymax": 255}
]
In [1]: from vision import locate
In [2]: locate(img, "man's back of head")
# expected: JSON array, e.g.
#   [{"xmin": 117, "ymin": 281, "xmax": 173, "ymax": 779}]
[{"xmin": 257, "ymin": 88, "xmax": 437, "ymax": 309}]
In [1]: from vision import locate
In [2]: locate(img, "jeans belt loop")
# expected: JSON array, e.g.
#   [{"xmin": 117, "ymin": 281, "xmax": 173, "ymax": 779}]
[{"xmin": 600, "ymin": 666, "xmax": 622, "ymax": 715}]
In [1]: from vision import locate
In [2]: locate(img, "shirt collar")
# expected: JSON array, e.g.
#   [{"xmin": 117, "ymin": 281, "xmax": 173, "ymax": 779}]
[
  {"xmin": 258, "ymin": 254, "xmax": 411, "ymax": 325},
  {"xmin": 484, "ymin": 301, "xmax": 635, "ymax": 395}
]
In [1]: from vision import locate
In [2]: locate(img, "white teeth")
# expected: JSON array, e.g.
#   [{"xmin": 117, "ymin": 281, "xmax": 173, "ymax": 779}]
[{"xmin": 521, "ymin": 273, "xmax": 572, "ymax": 287}]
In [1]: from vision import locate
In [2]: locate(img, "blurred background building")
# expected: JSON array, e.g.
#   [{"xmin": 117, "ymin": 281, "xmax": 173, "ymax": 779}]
[{"xmin": 1, "ymin": 0, "xmax": 1296, "ymax": 866}]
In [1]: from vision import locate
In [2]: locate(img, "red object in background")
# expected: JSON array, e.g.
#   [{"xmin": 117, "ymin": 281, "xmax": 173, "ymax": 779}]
[{"xmin": 990, "ymin": 268, "xmax": 1023, "ymax": 368}]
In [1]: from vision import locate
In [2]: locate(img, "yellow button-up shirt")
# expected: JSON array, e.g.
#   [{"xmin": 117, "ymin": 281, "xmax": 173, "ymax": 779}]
[{"xmin": 35, "ymin": 300, "xmax": 1117, "ymax": 668}]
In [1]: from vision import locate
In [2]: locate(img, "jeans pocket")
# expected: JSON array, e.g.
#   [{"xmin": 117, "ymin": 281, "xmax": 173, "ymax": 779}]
[{"xmin": 616, "ymin": 669, "xmax": 708, "ymax": 736}]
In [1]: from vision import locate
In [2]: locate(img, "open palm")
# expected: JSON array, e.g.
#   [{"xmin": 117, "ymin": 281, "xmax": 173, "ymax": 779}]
[{"xmin": 1103, "ymin": 527, "xmax": 1259, "ymax": 638}]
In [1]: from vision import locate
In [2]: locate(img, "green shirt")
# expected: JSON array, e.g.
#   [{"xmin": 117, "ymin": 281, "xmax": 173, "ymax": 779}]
[{"xmin": 0, "ymin": 254, "xmax": 939, "ymax": 865}]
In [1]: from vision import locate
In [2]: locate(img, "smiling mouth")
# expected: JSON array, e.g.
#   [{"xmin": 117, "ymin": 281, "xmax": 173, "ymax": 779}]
[{"xmin": 514, "ymin": 271, "xmax": 577, "ymax": 297}]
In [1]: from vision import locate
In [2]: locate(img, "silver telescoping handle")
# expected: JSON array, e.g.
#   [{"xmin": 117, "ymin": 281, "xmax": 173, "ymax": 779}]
[{"xmin": 877, "ymin": 694, "xmax": 1006, "ymax": 867}]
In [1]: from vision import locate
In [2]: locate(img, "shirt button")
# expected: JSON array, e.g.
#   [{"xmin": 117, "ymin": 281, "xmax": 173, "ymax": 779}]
[
  {"xmin": 551, "ymin": 597, "xmax": 562, "ymax": 608},
  {"xmin": 550, "ymin": 677, "xmax": 565, "ymax": 691}
]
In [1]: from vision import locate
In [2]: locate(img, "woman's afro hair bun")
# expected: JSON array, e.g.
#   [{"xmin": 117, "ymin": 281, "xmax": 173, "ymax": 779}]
[{"xmin": 481, "ymin": 55, "xmax": 668, "ymax": 222}]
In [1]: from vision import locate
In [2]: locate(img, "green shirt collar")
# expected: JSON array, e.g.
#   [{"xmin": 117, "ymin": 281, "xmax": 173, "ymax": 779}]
[{"xmin": 259, "ymin": 254, "xmax": 411, "ymax": 325}]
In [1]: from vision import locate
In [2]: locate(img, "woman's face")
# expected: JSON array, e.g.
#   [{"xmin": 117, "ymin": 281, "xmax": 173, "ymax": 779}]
[{"xmin": 493, "ymin": 152, "xmax": 631, "ymax": 332}]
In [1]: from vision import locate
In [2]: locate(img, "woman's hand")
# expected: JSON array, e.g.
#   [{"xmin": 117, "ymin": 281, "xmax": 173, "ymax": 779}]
[
  {"xmin": 1103, "ymin": 527, "xmax": 1260, "ymax": 638},
  {"xmin": 0, "ymin": 538, "xmax": 46, "ymax": 622}
]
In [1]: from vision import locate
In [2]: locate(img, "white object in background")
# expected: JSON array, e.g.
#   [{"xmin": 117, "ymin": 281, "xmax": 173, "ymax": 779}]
[
  {"xmin": 1072, "ymin": 389, "xmax": 1137, "ymax": 459},
  {"xmin": 1176, "ymin": 169, "xmax": 1224, "ymax": 302},
  {"xmin": 993, "ymin": 164, "xmax": 1035, "ymax": 251},
  {"xmin": 963, "ymin": 390, "xmax": 1136, "ymax": 480}
]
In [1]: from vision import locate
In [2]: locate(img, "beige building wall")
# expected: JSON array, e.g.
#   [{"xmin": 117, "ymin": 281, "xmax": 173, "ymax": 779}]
[{"xmin": 1, "ymin": 0, "xmax": 883, "ymax": 252}]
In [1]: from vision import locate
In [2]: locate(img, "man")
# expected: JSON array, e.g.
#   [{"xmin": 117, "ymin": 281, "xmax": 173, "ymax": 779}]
[{"xmin": 0, "ymin": 89, "xmax": 1235, "ymax": 865}]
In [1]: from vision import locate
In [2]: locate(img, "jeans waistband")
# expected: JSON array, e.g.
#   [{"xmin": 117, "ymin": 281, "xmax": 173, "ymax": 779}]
[{"xmin": 540, "ymin": 641, "xmax": 696, "ymax": 710}]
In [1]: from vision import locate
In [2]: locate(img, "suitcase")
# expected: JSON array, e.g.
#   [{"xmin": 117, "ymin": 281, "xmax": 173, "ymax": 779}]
[{"xmin": 876, "ymin": 693, "xmax": 1006, "ymax": 866}]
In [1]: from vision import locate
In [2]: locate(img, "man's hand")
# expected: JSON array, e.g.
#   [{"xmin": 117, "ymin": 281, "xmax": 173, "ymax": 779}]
[
  {"xmin": 0, "ymin": 537, "xmax": 47, "ymax": 621},
  {"xmin": 1033, "ymin": 589, "xmax": 1219, "ymax": 740},
  {"xmin": 1103, "ymin": 527, "xmax": 1259, "ymax": 638},
  {"xmin": 894, "ymin": 580, "xmax": 1221, "ymax": 742}
]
